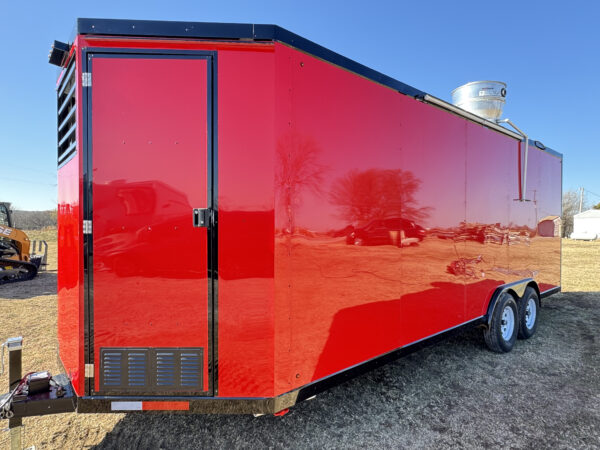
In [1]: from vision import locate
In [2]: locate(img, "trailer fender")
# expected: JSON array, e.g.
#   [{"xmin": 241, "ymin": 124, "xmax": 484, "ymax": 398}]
[{"xmin": 484, "ymin": 279, "xmax": 539, "ymax": 328}]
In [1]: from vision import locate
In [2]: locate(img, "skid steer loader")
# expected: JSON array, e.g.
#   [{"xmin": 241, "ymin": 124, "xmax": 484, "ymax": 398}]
[{"xmin": 0, "ymin": 202, "xmax": 48, "ymax": 284}]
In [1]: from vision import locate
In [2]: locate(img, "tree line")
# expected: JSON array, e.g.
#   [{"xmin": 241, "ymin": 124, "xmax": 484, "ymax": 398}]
[{"xmin": 12, "ymin": 209, "xmax": 57, "ymax": 230}]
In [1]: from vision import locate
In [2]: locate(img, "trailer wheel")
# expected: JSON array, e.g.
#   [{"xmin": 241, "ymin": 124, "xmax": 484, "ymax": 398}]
[
  {"xmin": 517, "ymin": 287, "xmax": 539, "ymax": 339},
  {"xmin": 484, "ymin": 292, "xmax": 518, "ymax": 353}
]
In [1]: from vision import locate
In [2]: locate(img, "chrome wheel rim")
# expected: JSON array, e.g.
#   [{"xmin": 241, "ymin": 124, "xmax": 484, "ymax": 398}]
[
  {"xmin": 500, "ymin": 305, "xmax": 515, "ymax": 341},
  {"xmin": 525, "ymin": 298, "xmax": 537, "ymax": 329}
]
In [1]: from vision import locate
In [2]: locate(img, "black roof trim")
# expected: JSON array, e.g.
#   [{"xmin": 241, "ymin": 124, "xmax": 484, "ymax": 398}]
[
  {"xmin": 544, "ymin": 147, "xmax": 563, "ymax": 159},
  {"xmin": 74, "ymin": 18, "xmax": 561, "ymax": 158},
  {"xmin": 76, "ymin": 18, "xmax": 425, "ymax": 98},
  {"xmin": 77, "ymin": 18, "xmax": 254, "ymax": 40},
  {"xmin": 532, "ymin": 140, "xmax": 563, "ymax": 159}
]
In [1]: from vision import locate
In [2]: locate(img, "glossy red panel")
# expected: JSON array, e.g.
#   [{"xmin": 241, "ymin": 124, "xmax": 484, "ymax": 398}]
[
  {"xmin": 273, "ymin": 44, "xmax": 469, "ymax": 394},
  {"xmin": 57, "ymin": 154, "xmax": 84, "ymax": 395},
  {"xmin": 398, "ymin": 102, "xmax": 466, "ymax": 345},
  {"xmin": 91, "ymin": 56, "xmax": 209, "ymax": 392},
  {"xmin": 57, "ymin": 46, "xmax": 84, "ymax": 396},
  {"xmin": 523, "ymin": 147, "xmax": 562, "ymax": 291},
  {"xmin": 272, "ymin": 43, "xmax": 562, "ymax": 396},
  {"xmin": 464, "ymin": 123, "xmax": 513, "ymax": 318},
  {"xmin": 216, "ymin": 48, "xmax": 276, "ymax": 397}
]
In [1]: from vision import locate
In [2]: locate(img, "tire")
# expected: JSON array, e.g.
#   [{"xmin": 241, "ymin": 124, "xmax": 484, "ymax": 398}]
[
  {"xmin": 484, "ymin": 292, "xmax": 518, "ymax": 353},
  {"xmin": 518, "ymin": 287, "xmax": 539, "ymax": 339}
]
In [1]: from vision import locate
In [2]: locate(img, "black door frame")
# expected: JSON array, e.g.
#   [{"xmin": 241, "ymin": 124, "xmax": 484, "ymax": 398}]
[{"xmin": 82, "ymin": 48, "xmax": 218, "ymax": 397}]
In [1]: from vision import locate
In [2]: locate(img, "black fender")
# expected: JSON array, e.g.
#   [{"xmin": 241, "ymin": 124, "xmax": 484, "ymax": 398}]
[{"xmin": 484, "ymin": 278, "xmax": 540, "ymax": 328}]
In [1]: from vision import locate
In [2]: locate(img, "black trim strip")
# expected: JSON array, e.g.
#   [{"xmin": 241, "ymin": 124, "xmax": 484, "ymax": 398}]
[
  {"xmin": 540, "ymin": 286, "xmax": 561, "ymax": 298},
  {"xmin": 537, "ymin": 145, "xmax": 563, "ymax": 159},
  {"xmin": 82, "ymin": 49, "xmax": 92, "ymax": 397},
  {"xmin": 77, "ymin": 18, "xmax": 254, "ymax": 40},
  {"xmin": 209, "ymin": 51, "xmax": 219, "ymax": 396},
  {"xmin": 290, "ymin": 316, "xmax": 486, "ymax": 406}
]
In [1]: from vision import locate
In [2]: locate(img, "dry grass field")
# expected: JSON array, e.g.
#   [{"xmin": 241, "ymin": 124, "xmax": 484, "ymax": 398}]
[
  {"xmin": 561, "ymin": 239, "xmax": 600, "ymax": 291},
  {"xmin": 0, "ymin": 230, "xmax": 598, "ymax": 449}
]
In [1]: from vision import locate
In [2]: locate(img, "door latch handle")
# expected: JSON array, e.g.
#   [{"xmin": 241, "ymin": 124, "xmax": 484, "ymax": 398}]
[{"xmin": 193, "ymin": 208, "xmax": 211, "ymax": 228}]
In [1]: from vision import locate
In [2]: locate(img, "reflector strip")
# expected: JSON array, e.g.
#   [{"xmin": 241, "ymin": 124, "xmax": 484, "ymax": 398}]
[
  {"xmin": 111, "ymin": 401, "xmax": 142, "ymax": 411},
  {"xmin": 142, "ymin": 401, "xmax": 190, "ymax": 411}
]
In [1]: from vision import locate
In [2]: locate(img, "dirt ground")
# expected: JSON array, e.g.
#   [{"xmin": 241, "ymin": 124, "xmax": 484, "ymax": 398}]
[{"xmin": 0, "ymin": 232, "xmax": 599, "ymax": 449}]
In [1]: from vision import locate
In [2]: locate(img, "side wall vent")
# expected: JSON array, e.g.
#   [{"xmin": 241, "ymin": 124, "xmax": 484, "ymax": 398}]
[{"xmin": 57, "ymin": 61, "xmax": 77, "ymax": 166}]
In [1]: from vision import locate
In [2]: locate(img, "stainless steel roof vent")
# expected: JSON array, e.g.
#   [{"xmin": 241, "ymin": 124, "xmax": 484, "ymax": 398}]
[{"xmin": 451, "ymin": 81, "xmax": 506, "ymax": 121}]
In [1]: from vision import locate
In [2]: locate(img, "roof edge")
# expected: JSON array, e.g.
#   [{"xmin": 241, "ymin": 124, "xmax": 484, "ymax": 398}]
[
  {"xmin": 74, "ymin": 18, "xmax": 561, "ymax": 158},
  {"xmin": 75, "ymin": 18, "xmax": 425, "ymax": 99}
]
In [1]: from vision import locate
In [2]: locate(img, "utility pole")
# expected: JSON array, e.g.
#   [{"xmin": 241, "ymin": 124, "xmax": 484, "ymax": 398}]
[{"xmin": 579, "ymin": 187, "xmax": 585, "ymax": 213}]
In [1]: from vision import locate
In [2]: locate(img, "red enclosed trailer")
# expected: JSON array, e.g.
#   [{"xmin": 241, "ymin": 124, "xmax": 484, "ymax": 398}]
[{"xmin": 3, "ymin": 18, "xmax": 561, "ymax": 421}]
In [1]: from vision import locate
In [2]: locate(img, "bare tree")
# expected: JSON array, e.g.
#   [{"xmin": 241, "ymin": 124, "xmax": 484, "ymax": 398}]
[
  {"xmin": 275, "ymin": 131, "xmax": 328, "ymax": 233},
  {"xmin": 12, "ymin": 210, "xmax": 57, "ymax": 230},
  {"xmin": 562, "ymin": 190, "xmax": 589, "ymax": 237},
  {"xmin": 329, "ymin": 168, "xmax": 431, "ymax": 225}
]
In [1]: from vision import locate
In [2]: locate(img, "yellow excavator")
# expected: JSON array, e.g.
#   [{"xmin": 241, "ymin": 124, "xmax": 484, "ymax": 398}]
[{"xmin": 0, "ymin": 202, "xmax": 47, "ymax": 284}]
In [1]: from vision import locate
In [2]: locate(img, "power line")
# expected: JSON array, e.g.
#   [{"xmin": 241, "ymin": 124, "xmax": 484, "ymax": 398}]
[
  {"xmin": 10, "ymin": 164, "xmax": 57, "ymax": 178},
  {"xmin": 0, "ymin": 177, "xmax": 57, "ymax": 187},
  {"xmin": 585, "ymin": 189, "xmax": 600, "ymax": 199}
]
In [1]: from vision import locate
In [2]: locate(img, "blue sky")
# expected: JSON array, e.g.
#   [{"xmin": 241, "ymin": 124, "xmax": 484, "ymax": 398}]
[{"xmin": 1, "ymin": 0, "xmax": 599, "ymax": 210}]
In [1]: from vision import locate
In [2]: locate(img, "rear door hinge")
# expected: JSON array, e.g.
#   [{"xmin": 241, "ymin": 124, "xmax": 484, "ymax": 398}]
[
  {"xmin": 82, "ymin": 72, "xmax": 92, "ymax": 87},
  {"xmin": 85, "ymin": 363, "xmax": 94, "ymax": 378},
  {"xmin": 83, "ymin": 220, "xmax": 92, "ymax": 235}
]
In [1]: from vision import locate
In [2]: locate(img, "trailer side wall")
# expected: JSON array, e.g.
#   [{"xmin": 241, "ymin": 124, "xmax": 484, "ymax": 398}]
[{"xmin": 273, "ymin": 43, "xmax": 561, "ymax": 396}]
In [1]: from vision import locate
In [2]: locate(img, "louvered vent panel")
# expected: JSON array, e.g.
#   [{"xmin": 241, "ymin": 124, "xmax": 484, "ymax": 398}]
[
  {"xmin": 154, "ymin": 348, "xmax": 203, "ymax": 391},
  {"xmin": 127, "ymin": 352, "xmax": 148, "ymax": 388},
  {"xmin": 101, "ymin": 351, "xmax": 123, "ymax": 387},
  {"xmin": 156, "ymin": 351, "xmax": 176, "ymax": 387},
  {"xmin": 57, "ymin": 61, "xmax": 77, "ymax": 166},
  {"xmin": 99, "ymin": 347, "xmax": 203, "ymax": 393},
  {"xmin": 180, "ymin": 351, "xmax": 202, "ymax": 388},
  {"xmin": 100, "ymin": 348, "xmax": 149, "ymax": 391}
]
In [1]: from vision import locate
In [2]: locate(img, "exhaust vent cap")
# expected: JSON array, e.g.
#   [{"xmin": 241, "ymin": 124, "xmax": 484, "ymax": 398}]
[{"xmin": 451, "ymin": 81, "xmax": 506, "ymax": 121}]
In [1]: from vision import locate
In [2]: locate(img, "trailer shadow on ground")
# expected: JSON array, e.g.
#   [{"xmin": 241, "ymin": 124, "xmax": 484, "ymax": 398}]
[
  {"xmin": 0, "ymin": 271, "xmax": 57, "ymax": 299},
  {"xmin": 91, "ymin": 293, "xmax": 600, "ymax": 449}
]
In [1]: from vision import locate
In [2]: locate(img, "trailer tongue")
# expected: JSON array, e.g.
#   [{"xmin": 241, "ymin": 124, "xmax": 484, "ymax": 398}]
[{"xmin": 0, "ymin": 371, "xmax": 75, "ymax": 421}]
